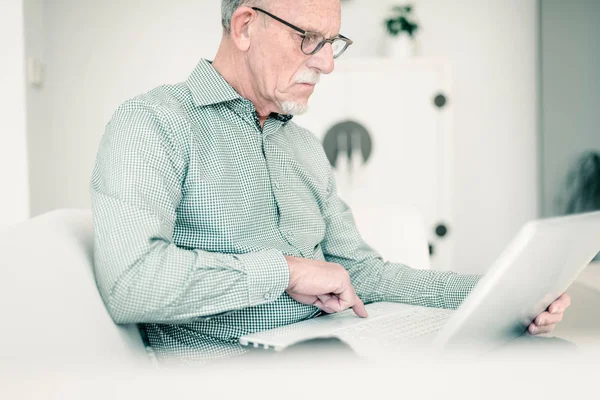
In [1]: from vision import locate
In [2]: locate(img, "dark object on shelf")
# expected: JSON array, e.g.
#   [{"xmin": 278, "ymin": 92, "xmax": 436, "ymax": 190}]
[{"xmin": 322, "ymin": 120, "xmax": 373, "ymax": 168}]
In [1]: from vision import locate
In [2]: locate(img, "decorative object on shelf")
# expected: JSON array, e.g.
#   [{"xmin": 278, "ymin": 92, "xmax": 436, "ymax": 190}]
[
  {"xmin": 322, "ymin": 120, "xmax": 373, "ymax": 202},
  {"xmin": 323, "ymin": 120, "xmax": 373, "ymax": 169},
  {"xmin": 384, "ymin": 4, "xmax": 419, "ymax": 59}
]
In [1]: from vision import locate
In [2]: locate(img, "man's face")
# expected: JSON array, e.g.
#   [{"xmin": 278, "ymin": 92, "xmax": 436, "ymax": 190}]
[{"xmin": 247, "ymin": 0, "xmax": 341, "ymax": 115}]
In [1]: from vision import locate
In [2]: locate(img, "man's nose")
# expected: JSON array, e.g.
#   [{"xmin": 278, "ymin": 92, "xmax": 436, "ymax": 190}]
[{"xmin": 308, "ymin": 43, "xmax": 335, "ymax": 75}]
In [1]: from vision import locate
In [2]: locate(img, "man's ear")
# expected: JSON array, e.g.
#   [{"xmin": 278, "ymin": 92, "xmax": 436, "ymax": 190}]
[{"xmin": 229, "ymin": 6, "xmax": 256, "ymax": 52}]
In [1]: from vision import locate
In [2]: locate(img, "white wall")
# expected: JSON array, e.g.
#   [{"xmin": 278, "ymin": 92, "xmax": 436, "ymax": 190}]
[
  {"xmin": 1, "ymin": 0, "xmax": 31, "ymax": 229},
  {"xmin": 26, "ymin": 0, "xmax": 222, "ymax": 214},
  {"xmin": 27, "ymin": 0, "xmax": 538, "ymax": 274}
]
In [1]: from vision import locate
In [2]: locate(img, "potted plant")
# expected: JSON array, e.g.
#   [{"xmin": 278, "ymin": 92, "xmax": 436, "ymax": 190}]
[{"xmin": 384, "ymin": 4, "xmax": 419, "ymax": 58}]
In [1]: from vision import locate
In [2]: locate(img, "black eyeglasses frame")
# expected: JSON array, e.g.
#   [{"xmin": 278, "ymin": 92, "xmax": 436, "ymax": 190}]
[{"xmin": 251, "ymin": 7, "xmax": 353, "ymax": 59}]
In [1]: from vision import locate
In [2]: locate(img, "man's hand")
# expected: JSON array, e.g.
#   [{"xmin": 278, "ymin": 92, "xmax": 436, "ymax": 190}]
[
  {"xmin": 528, "ymin": 293, "xmax": 571, "ymax": 335},
  {"xmin": 284, "ymin": 256, "xmax": 368, "ymax": 318}
]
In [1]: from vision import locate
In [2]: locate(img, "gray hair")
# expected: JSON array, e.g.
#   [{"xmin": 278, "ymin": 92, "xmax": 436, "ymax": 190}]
[{"xmin": 222, "ymin": 0, "xmax": 266, "ymax": 33}]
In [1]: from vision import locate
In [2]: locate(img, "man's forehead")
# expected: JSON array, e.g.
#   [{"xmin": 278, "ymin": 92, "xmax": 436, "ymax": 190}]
[{"xmin": 269, "ymin": 0, "xmax": 341, "ymax": 35}]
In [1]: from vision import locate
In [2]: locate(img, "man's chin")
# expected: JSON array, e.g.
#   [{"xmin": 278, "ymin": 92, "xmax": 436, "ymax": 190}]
[{"xmin": 279, "ymin": 101, "xmax": 309, "ymax": 116}]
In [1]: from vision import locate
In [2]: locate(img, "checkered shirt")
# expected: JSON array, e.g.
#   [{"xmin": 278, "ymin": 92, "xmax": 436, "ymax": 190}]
[{"xmin": 90, "ymin": 59, "xmax": 481, "ymax": 363}]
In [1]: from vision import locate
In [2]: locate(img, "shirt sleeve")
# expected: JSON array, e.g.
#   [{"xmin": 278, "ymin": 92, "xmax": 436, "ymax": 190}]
[
  {"xmin": 319, "ymin": 169, "xmax": 482, "ymax": 310},
  {"xmin": 90, "ymin": 104, "xmax": 289, "ymax": 325}
]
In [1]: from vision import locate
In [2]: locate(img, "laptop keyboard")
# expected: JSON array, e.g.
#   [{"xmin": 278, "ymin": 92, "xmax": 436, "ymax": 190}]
[{"xmin": 334, "ymin": 307, "xmax": 453, "ymax": 346}]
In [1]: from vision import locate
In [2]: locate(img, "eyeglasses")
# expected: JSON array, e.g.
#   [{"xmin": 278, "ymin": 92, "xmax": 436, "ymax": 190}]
[{"xmin": 251, "ymin": 7, "xmax": 353, "ymax": 59}]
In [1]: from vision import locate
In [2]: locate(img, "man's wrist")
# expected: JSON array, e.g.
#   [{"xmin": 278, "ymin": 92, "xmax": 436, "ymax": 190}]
[{"xmin": 283, "ymin": 255, "xmax": 298, "ymax": 291}]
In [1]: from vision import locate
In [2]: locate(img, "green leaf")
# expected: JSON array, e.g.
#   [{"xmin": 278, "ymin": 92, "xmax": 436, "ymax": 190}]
[{"xmin": 386, "ymin": 4, "xmax": 418, "ymax": 37}]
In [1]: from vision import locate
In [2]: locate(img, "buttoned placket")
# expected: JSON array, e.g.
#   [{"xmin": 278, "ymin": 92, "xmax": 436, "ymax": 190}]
[
  {"xmin": 232, "ymin": 98, "xmax": 303, "ymax": 254},
  {"xmin": 261, "ymin": 117, "xmax": 303, "ymax": 251}
]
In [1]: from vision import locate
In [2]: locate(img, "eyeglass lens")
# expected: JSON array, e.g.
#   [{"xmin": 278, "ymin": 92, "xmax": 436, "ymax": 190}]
[{"xmin": 302, "ymin": 33, "xmax": 348, "ymax": 58}]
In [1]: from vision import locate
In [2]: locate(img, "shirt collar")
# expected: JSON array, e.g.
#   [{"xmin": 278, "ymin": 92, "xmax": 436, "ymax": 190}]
[
  {"xmin": 187, "ymin": 59, "xmax": 294, "ymax": 123},
  {"xmin": 187, "ymin": 59, "xmax": 242, "ymax": 107}
]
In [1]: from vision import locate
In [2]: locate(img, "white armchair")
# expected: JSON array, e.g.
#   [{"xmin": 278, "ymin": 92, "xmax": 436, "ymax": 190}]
[
  {"xmin": 0, "ymin": 206, "xmax": 430, "ymax": 367},
  {"xmin": 0, "ymin": 209, "xmax": 146, "ymax": 368}
]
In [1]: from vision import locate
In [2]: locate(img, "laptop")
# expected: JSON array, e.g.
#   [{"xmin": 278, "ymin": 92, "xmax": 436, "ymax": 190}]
[{"xmin": 239, "ymin": 211, "xmax": 600, "ymax": 356}]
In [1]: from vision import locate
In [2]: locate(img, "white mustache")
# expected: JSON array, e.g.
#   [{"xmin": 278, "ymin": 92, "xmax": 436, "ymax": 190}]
[{"xmin": 295, "ymin": 70, "xmax": 320, "ymax": 85}]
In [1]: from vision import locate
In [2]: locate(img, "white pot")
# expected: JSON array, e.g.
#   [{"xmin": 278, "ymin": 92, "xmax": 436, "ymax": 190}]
[{"xmin": 387, "ymin": 34, "xmax": 415, "ymax": 59}]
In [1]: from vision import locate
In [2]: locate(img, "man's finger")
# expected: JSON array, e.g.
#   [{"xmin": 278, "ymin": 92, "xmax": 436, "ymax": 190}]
[
  {"xmin": 535, "ymin": 311, "xmax": 563, "ymax": 326},
  {"xmin": 320, "ymin": 296, "xmax": 343, "ymax": 313},
  {"xmin": 317, "ymin": 293, "xmax": 335, "ymax": 304},
  {"xmin": 529, "ymin": 323, "xmax": 555, "ymax": 335},
  {"xmin": 549, "ymin": 293, "xmax": 571, "ymax": 313},
  {"xmin": 338, "ymin": 285, "xmax": 368, "ymax": 318},
  {"xmin": 314, "ymin": 299, "xmax": 336, "ymax": 314},
  {"xmin": 331, "ymin": 286, "xmax": 368, "ymax": 318},
  {"xmin": 351, "ymin": 296, "xmax": 369, "ymax": 318}
]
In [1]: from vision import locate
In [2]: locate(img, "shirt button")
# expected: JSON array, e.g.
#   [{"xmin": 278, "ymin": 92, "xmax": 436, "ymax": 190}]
[
  {"xmin": 274, "ymin": 181, "xmax": 281, "ymax": 190},
  {"xmin": 264, "ymin": 292, "xmax": 272, "ymax": 300}
]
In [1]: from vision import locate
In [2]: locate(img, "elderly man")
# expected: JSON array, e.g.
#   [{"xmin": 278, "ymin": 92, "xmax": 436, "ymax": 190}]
[{"xmin": 91, "ymin": 0, "xmax": 570, "ymax": 363}]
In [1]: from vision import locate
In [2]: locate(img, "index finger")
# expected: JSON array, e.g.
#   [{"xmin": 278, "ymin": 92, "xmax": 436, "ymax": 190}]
[
  {"xmin": 334, "ymin": 285, "xmax": 368, "ymax": 318},
  {"xmin": 351, "ymin": 295, "xmax": 369, "ymax": 318}
]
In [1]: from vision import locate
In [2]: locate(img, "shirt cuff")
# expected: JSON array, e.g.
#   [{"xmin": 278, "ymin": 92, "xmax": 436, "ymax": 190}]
[
  {"xmin": 238, "ymin": 249, "xmax": 290, "ymax": 307},
  {"xmin": 443, "ymin": 273, "xmax": 483, "ymax": 309}
]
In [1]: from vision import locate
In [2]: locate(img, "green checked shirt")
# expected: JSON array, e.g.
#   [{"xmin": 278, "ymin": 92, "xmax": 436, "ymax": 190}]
[{"xmin": 91, "ymin": 59, "xmax": 481, "ymax": 363}]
